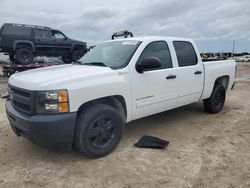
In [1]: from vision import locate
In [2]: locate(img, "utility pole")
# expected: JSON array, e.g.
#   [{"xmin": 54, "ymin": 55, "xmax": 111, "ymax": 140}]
[{"xmin": 232, "ymin": 40, "xmax": 235, "ymax": 57}]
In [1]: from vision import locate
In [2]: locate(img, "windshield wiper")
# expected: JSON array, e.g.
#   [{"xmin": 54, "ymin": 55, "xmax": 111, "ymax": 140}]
[{"xmin": 83, "ymin": 62, "xmax": 107, "ymax": 67}]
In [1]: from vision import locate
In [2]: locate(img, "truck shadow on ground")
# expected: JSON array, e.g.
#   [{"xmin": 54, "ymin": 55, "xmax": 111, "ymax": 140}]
[
  {"xmin": 125, "ymin": 102, "xmax": 205, "ymax": 135},
  {"xmin": 12, "ymin": 102, "xmax": 206, "ymax": 161}
]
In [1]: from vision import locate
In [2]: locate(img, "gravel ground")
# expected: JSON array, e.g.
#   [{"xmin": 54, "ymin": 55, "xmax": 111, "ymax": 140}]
[{"xmin": 0, "ymin": 63, "xmax": 249, "ymax": 188}]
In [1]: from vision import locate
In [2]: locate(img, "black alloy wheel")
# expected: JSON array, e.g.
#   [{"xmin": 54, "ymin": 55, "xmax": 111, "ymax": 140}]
[
  {"xmin": 87, "ymin": 117, "xmax": 118, "ymax": 149},
  {"xmin": 74, "ymin": 104, "xmax": 124, "ymax": 158},
  {"xmin": 204, "ymin": 83, "xmax": 226, "ymax": 113}
]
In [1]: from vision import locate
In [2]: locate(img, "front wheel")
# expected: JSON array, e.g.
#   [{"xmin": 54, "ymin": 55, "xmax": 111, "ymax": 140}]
[
  {"xmin": 72, "ymin": 49, "xmax": 85, "ymax": 62},
  {"xmin": 62, "ymin": 56, "xmax": 73, "ymax": 64},
  {"xmin": 74, "ymin": 104, "xmax": 124, "ymax": 158},
  {"xmin": 203, "ymin": 83, "xmax": 226, "ymax": 114}
]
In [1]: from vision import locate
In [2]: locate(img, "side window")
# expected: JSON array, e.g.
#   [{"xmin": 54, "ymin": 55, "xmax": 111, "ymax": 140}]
[
  {"xmin": 173, "ymin": 41, "xmax": 198, "ymax": 67},
  {"xmin": 52, "ymin": 30, "xmax": 66, "ymax": 39},
  {"xmin": 138, "ymin": 41, "xmax": 173, "ymax": 70},
  {"xmin": 35, "ymin": 30, "xmax": 51, "ymax": 39}
]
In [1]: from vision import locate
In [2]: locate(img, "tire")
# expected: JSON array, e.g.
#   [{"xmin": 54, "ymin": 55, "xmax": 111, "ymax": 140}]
[
  {"xmin": 15, "ymin": 48, "xmax": 33, "ymax": 64},
  {"xmin": 74, "ymin": 104, "xmax": 124, "ymax": 158},
  {"xmin": 203, "ymin": 83, "xmax": 226, "ymax": 114},
  {"xmin": 72, "ymin": 49, "xmax": 85, "ymax": 62},
  {"xmin": 62, "ymin": 56, "xmax": 73, "ymax": 64}
]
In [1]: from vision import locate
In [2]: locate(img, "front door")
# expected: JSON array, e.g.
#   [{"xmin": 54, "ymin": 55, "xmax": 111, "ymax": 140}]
[
  {"xmin": 51, "ymin": 30, "xmax": 71, "ymax": 55},
  {"xmin": 131, "ymin": 41, "xmax": 178, "ymax": 119}
]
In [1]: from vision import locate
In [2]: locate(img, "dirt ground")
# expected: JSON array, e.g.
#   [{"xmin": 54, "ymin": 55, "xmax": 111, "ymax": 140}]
[{"xmin": 0, "ymin": 63, "xmax": 249, "ymax": 188}]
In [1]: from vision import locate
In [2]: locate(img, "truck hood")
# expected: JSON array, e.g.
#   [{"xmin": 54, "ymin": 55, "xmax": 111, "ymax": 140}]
[{"xmin": 9, "ymin": 64, "xmax": 113, "ymax": 90}]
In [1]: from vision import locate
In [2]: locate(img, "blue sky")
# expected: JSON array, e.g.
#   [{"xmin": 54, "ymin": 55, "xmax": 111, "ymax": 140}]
[{"xmin": 0, "ymin": 0, "xmax": 249, "ymax": 52}]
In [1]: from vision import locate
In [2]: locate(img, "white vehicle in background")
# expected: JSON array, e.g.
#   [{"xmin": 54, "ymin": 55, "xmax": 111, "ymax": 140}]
[
  {"xmin": 6, "ymin": 31, "xmax": 236, "ymax": 158},
  {"xmin": 235, "ymin": 55, "xmax": 250, "ymax": 62}
]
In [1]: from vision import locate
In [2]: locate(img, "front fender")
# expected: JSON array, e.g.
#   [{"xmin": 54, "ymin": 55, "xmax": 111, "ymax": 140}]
[
  {"xmin": 67, "ymin": 71, "xmax": 132, "ymax": 122},
  {"xmin": 71, "ymin": 43, "xmax": 87, "ymax": 52}
]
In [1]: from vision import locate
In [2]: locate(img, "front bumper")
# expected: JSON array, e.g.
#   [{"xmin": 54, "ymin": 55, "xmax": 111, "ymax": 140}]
[{"xmin": 5, "ymin": 100, "xmax": 77, "ymax": 149}]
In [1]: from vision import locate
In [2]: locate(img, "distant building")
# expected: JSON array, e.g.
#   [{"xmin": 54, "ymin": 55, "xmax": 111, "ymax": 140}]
[{"xmin": 201, "ymin": 52, "xmax": 233, "ymax": 60}]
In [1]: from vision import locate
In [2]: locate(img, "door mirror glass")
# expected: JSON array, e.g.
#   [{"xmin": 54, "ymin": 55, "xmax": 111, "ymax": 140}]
[{"xmin": 136, "ymin": 57, "xmax": 162, "ymax": 73}]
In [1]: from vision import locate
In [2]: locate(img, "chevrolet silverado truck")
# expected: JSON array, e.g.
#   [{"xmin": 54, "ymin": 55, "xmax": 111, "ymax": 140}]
[
  {"xmin": 6, "ymin": 35, "xmax": 236, "ymax": 158},
  {"xmin": 0, "ymin": 23, "xmax": 87, "ymax": 64}
]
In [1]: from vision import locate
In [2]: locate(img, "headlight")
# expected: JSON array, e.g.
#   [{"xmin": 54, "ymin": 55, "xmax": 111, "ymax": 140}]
[{"xmin": 36, "ymin": 90, "xmax": 69, "ymax": 114}]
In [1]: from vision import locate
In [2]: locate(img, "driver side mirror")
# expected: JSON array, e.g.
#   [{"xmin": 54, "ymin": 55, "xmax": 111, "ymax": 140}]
[{"xmin": 136, "ymin": 57, "xmax": 162, "ymax": 73}]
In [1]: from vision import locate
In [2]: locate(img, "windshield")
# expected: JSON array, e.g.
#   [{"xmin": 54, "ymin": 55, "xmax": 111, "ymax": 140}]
[{"xmin": 77, "ymin": 40, "xmax": 141, "ymax": 69}]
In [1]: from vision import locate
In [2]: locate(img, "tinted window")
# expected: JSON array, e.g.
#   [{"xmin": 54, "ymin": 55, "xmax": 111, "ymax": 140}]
[
  {"xmin": 138, "ymin": 41, "xmax": 172, "ymax": 69},
  {"xmin": 2, "ymin": 25, "xmax": 32, "ymax": 36},
  {"xmin": 52, "ymin": 30, "xmax": 66, "ymax": 39},
  {"xmin": 173, "ymin": 41, "xmax": 197, "ymax": 67},
  {"xmin": 35, "ymin": 30, "xmax": 51, "ymax": 38}
]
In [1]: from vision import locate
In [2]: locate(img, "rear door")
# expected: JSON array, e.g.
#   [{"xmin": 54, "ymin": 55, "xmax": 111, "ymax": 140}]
[
  {"xmin": 173, "ymin": 41, "xmax": 204, "ymax": 107},
  {"xmin": 131, "ymin": 41, "xmax": 178, "ymax": 119},
  {"xmin": 34, "ymin": 29, "xmax": 54, "ymax": 53}
]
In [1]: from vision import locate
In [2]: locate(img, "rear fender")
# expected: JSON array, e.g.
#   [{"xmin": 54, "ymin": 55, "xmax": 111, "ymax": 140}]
[{"xmin": 13, "ymin": 40, "xmax": 35, "ymax": 51}]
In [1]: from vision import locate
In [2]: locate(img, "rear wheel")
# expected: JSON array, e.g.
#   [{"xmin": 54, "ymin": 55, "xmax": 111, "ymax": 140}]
[
  {"xmin": 74, "ymin": 104, "xmax": 124, "ymax": 158},
  {"xmin": 203, "ymin": 83, "xmax": 226, "ymax": 113},
  {"xmin": 15, "ymin": 48, "xmax": 33, "ymax": 64}
]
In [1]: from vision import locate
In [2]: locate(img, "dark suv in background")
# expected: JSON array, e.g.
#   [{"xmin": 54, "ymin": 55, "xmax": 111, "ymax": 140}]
[{"xmin": 0, "ymin": 23, "xmax": 87, "ymax": 64}]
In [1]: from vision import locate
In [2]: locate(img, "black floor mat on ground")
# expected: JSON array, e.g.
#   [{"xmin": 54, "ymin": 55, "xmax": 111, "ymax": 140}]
[{"xmin": 134, "ymin": 135, "xmax": 169, "ymax": 149}]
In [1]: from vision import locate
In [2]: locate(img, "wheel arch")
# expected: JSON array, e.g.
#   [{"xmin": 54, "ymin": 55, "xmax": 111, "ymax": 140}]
[
  {"xmin": 13, "ymin": 40, "xmax": 35, "ymax": 51},
  {"xmin": 72, "ymin": 43, "xmax": 87, "ymax": 52},
  {"xmin": 77, "ymin": 95, "xmax": 127, "ymax": 123},
  {"xmin": 214, "ymin": 75, "xmax": 230, "ymax": 90}
]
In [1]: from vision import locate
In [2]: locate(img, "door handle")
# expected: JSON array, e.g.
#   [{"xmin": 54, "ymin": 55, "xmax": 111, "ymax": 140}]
[
  {"xmin": 166, "ymin": 75, "xmax": 177, "ymax": 79},
  {"xmin": 194, "ymin": 70, "xmax": 202, "ymax": 75}
]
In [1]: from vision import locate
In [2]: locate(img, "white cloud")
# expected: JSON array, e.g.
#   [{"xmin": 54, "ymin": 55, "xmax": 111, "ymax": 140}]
[{"xmin": 0, "ymin": 0, "xmax": 250, "ymax": 52}]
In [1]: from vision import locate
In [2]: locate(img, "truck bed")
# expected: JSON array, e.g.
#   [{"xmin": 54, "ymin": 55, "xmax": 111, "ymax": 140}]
[{"xmin": 201, "ymin": 60, "xmax": 236, "ymax": 100}]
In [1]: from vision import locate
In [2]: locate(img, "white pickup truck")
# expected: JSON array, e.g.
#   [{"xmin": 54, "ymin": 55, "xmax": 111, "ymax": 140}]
[{"xmin": 6, "ymin": 35, "xmax": 236, "ymax": 158}]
